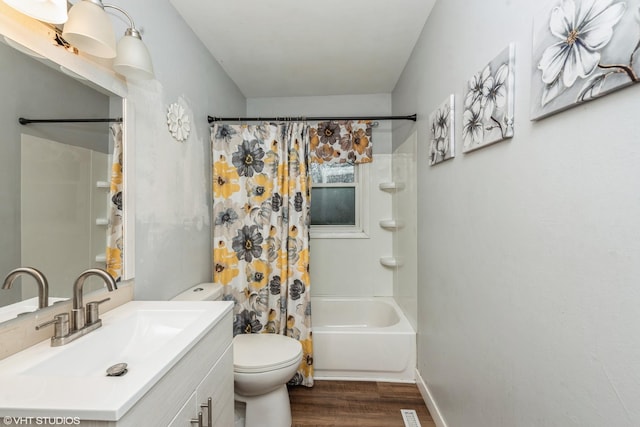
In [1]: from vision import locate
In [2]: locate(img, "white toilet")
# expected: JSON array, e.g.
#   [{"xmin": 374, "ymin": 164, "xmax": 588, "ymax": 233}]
[{"xmin": 172, "ymin": 283, "xmax": 303, "ymax": 427}]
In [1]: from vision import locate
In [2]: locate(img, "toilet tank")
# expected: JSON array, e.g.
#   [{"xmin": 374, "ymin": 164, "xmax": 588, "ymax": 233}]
[{"xmin": 171, "ymin": 283, "xmax": 223, "ymax": 301}]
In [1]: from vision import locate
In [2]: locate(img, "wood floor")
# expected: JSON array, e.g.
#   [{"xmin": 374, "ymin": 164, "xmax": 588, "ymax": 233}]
[{"xmin": 288, "ymin": 380, "xmax": 436, "ymax": 427}]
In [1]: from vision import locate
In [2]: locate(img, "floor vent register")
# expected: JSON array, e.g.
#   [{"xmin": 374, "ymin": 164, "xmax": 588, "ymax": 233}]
[{"xmin": 401, "ymin": 409, "xmax": 422, "ymax": 427}]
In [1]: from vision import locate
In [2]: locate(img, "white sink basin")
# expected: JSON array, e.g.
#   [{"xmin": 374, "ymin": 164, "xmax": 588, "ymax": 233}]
[{"xmin": 0, "ymin": 300, "xmax": 233, "ymax": 420}]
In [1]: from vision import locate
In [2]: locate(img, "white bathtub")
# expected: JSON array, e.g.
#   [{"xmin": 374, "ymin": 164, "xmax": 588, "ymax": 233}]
[{"xmin": 312, "ymin": 297, "xmax": 416, "ymax": 382}]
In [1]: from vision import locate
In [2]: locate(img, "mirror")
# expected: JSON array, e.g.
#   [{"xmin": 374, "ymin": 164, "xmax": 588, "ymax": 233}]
[{"xmin": 0, "ymin": 26, "xmax": 127, "ymax": 322}]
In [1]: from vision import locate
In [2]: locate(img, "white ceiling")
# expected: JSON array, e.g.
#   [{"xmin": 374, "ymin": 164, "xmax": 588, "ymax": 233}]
[{"xmin": 169, "ymin": 0, "xmax": 435, "ymax": 98}]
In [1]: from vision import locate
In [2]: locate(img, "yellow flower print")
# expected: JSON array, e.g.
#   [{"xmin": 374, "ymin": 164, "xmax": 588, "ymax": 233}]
[
  {"xmin": 353, "ymin": 128, "xmax": 370, "ymax": 155},
  {"xmin": 297, "ymin": 248, "xmax": 310, "ymax": 285},
  {"xmin": 106, "ymin": 247, "xmax": 122, "ymax": 279},
  {"xmin": 276, "ymin": 162, "xmax": 286, "ymax": 190},
  {"xmin": 288, "ymin": 173, "xmax": 301, "ymax": 195},
  {"xmin": 110, "ymin": 162, "xmax": 122, "ymax": 192},
  {"xmin": 299, "ymin": 154, "xmax": 307, "ymax": 178},
  {"xmin": 248, "ymin": 173, "xmax": 274, "ymax": 204},
  {"xmin": 213, "ymin": 156, "xmax": 240, "ymax": 199},
  {"xmin": 310, "ymin": 127, "xmax": 319, "ymax": 151},
  {"xmin": 298, "ymin": 337, "xmax": 314, "ymax": 378},
  {"xmin": 276, "ymin": 249, "xmax": 289, "ymax": 283},
  {"xmin": 213, "ymin": 241, "xmax": 239, "ymax": 285},
  {"xmin": 301, "ymin": 175, "xmax": 310, "ymax": 196},
  {"xmin": 246, "ymin": 259, "xmax": 269, "ymax": 290}
]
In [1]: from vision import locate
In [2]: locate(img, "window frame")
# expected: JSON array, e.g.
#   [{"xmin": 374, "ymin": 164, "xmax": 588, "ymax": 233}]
[{"xmin": 310, "ymin": 163, "xmax": 370, "ymax": 239}]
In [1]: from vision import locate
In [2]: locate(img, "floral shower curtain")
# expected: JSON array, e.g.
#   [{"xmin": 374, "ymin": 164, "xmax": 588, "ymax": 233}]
[
  {"xmin": 309, "ymin": 120, "xmax": 373, "ymax": 164},
  {"xmin": 106, "ymin": 123, "xmax": 123, "ymax": 282},
  {"xmin": 211, "ymin": 123, "xmax": 313, "ymax": 387}
]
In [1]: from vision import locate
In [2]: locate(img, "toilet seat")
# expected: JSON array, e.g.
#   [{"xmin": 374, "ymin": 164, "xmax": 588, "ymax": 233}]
[{"xmin": 234, "ymin": 334, "xmax": 303, "ymax": 373}]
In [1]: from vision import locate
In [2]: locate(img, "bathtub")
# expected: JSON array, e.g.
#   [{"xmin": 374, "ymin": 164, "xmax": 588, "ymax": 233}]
[{"xmin": 312, "ymin": 297, "xmax": 416, "ymax": 382}]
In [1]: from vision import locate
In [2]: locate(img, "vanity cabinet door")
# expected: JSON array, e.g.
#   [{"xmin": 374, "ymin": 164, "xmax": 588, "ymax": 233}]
[
  {"xmin": 114, "ymin": 311, "xmax": 233, "ymax": 427},
  {"xmin": 195, "ymin": 344, "xmax": 234, "ymax": 427},
  {"xmin": 168, "ymin": 392, "xmax": 197, "ymax": 427}
]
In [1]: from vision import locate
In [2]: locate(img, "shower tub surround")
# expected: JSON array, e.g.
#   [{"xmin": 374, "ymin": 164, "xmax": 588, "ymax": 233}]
[{"xmin": 312, "ymin": 297, "xmax": 416, "ymax": 382}]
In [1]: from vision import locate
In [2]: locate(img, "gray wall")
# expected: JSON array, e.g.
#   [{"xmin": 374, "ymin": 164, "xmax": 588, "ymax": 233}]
[
  {"xmin": 0, "ymin": 42, "xmax": 109, "ymax": 305},
  {"xmin": 106, "ymin": 0, "xmax": 246, "ymax": 300},
  {"xmin": 392, "ymin": 0, "xmax": 640, "ymax": 425}
]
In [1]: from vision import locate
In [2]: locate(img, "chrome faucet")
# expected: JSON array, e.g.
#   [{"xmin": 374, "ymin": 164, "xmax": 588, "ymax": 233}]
[
  {"xmin": 36, "ymin": 268, "xmax": 117, "ymax": 346},
  {"xmin": 2, "ymin": 267, "xmax": 49, "ymax": 309},
  {"xmin": 72, "ymin": 268, "xmax": 117, "ymax": 330}
]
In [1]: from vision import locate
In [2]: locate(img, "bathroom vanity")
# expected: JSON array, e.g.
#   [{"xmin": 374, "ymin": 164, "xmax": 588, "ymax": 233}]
[{"xmin": 0, "ymin": 301, "xmax": 234, "ymax": 426}]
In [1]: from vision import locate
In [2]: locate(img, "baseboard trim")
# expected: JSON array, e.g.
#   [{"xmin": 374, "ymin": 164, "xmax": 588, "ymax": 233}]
[{"xmin": 415, "ymin": 368, "xmax": 448, "ymax": 427}]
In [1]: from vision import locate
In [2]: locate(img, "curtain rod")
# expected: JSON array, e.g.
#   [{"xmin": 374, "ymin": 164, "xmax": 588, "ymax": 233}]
[
  {"xmin": 207, "ymin": 114, "xmax": 417, "ymax": 124},
  {"xmin": 18, "ymin": 117, "xmax": 123, "ymax": 125}
]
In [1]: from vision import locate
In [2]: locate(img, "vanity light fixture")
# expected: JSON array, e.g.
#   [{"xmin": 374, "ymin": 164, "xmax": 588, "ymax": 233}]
[
  {"xmin": 62, "ymin": 0, "xmax": 116, "ymax": 58},
  {"xmin": 2, "ymin": 0, "xmax": 68, "ymax": 24},
  {"xmin": 62, "ymin": 0, "xmax": 154, "ymax": 80}
]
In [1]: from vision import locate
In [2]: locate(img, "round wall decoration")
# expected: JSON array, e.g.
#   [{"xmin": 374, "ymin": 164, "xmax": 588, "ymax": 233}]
[{"xmin": 167, "ymin": 102, "xmax": 191, "ymax": 142}]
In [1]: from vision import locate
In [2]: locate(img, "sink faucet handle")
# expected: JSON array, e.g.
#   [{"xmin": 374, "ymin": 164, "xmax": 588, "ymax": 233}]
[
  {"xmin": 36, "ymin": 313, "xmax": 70, "ymax": 339},
  {"xmin": 86, "ymin": 298, "xmax": 111, "ymax": 325}
]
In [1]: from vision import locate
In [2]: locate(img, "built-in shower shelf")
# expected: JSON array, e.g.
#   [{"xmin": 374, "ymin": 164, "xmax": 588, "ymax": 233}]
[
  {"xmin": 96, "ymin": 180, "xmax": 110, "ymax": 189},
  {"xmin": 380, "ymin": 257, "xmax": 403, "ymax": 268},
  {"xmin": 379, "ymin": 182, "xmax": 405, "ymax": 192},
  {"xmin": 379, "ymin": 219, "xmax": 404, "ymax": 230}
]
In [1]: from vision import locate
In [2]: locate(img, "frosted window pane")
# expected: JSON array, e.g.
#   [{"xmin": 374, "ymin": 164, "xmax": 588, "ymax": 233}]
[
  {"xmin": 310, "ymin": 163, "xmax": 355, "ymax": 184},
  {"xmin": 311, "ymin": 187, "xmax": 356, "ymax": 225}
]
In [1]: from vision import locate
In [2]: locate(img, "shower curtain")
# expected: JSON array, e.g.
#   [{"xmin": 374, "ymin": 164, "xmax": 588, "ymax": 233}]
[
  {"xmin": 106, "ymin": 123, "xmax": 123, "ymax": 282},
  {"xmin": 211, "ymin": 123, "xmax": 313, "ymax": 387}
]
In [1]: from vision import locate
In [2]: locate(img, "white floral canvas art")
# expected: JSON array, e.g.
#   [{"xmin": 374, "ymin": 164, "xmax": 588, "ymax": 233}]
[
  {"xmin": 462, "ymin": 44, "xmax": 516, "ymax": 153},
  {"xmin": 428, "ymin": 95, "xmax": 455, "ymax": 165},
  {"xmin": 531, "ymin": 0, "xmax": 639, "ymax": 120}
]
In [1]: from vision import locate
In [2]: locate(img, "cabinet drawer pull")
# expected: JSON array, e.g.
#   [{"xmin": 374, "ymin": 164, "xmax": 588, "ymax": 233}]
[
  {"xmin": 200, "ymin": 397, "xmax": 213, "ymax": 426},
  {"xmin": 190, "ymin": 411, "xmax": 203, "ymax": 427}
]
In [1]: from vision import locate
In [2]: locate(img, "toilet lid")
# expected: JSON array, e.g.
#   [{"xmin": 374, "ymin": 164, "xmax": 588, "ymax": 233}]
[{"xmin": 233, "ymin": 334, "xmax": 303, "ymax": 373}]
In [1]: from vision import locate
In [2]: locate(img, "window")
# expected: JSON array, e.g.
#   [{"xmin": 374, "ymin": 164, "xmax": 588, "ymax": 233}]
[{"xmin": 310, "ymin": 162, "xmax": 369, "ymax": 238}]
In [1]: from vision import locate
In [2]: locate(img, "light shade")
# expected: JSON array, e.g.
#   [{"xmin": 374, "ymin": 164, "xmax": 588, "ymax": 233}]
[
  {"xmin": 113, "ymin": 30, "xmax": 154, "ymax": 80},
  {"xmin": 3, "ymin": 0, "xmax": 68, "ymax": 24},
  {"xmin": 62, "ymin": 0, "xmax": 116, "ymax": 58}
]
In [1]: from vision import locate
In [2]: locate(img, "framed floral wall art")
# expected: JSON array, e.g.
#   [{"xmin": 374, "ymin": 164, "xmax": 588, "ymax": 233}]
[
  {"xmin": 462, "ymin": 43, "xmax": 516, "ymax": 153},
  {"xmin": 428, "ymin": 94, "xmax": 455, "ymax": 165},
  {"xmin": 531, "ymin": 0, "xmax": 639, "ymax": 120}
]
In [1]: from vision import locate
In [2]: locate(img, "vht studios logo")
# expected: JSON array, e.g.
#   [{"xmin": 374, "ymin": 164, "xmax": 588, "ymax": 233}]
[{"xmin": 2, "ymin": 417, "xmax": 81, "ymax": 425}]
